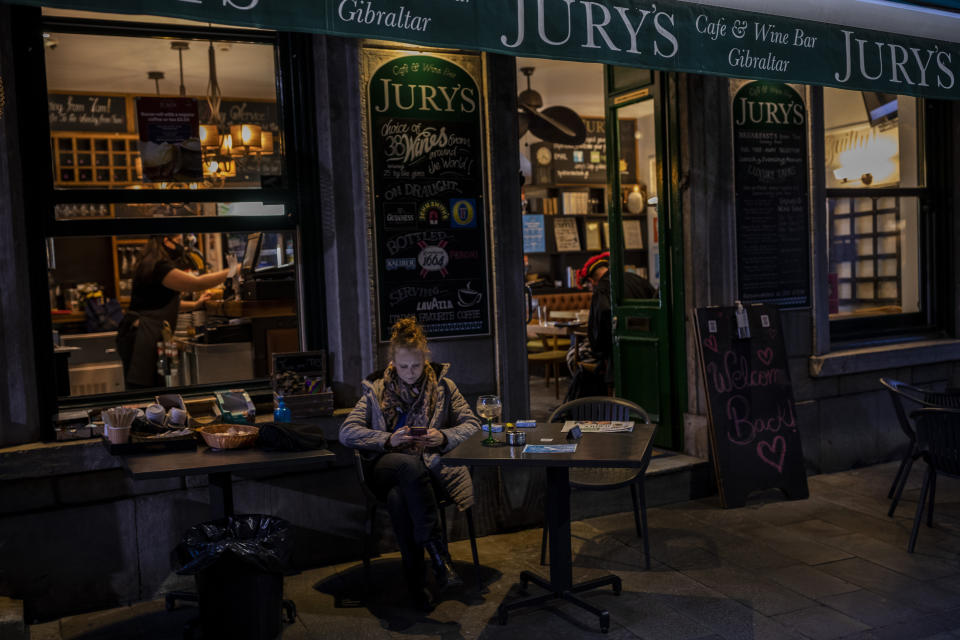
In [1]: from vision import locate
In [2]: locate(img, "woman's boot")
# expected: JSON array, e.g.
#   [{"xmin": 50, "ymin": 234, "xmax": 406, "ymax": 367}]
[{"xmin": 424, "ymin": 539, "xmax": 463, "ymax": 590}]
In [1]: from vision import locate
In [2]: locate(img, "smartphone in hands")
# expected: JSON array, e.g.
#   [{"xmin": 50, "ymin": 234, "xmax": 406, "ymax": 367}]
[{"xmin": 408, "ymin": 426, "xmax": 428, "ymax": 437}]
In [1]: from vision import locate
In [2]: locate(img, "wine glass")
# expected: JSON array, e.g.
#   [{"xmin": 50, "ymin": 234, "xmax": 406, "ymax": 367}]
[{"xmin": 477, "ymin": 395, "xmax": 502, "ymax": 446}]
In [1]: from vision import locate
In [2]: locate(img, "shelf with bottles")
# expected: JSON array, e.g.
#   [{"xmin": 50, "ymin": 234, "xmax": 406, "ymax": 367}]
[
  {"xmin": 524, "ymin": 183, "xmax": 648, "ymax": 219},
  {"xmin": 112, "ymin": 237, "xmax": 148, "ymax": 302}
]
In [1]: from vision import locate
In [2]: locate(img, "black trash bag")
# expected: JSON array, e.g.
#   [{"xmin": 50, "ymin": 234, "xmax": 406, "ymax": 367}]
[
  {"xmin": 257, "ymin": 422, "xmax": 327, "ymax": 452},
  {"xmin": 173, "ymin": 514, "xmax": 292, "ymax": 575}
]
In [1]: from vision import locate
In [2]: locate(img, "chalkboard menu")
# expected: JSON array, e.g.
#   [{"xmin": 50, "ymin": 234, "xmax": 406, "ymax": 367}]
[
  {"xmin": 48, "ymin": 93, "xmax": 127, "ymax": 132},
  {"xmin": 733, "ymin": 82, "xmax": 810, "ymax": 307},
  {"xmin": 694, "ymin": 304, "xmax": 808, "ymax": 508},
  {"xmin": 365, "ymin": 53, "xmax": 490, "ymax": 341},
  {"xmin": 531, "ymin": 117, "xmax": 636, "ymax": 185}
]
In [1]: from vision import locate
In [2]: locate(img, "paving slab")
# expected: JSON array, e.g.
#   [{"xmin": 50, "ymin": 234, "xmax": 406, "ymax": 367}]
[
  {"xmin": 763, "ymin": 564, "xmax": 860, "ymax": 599},
  {"xmin": 819, "ymin": 557, "xmax": 959, "ymax": 613},
  {"xmin": 817, "ymin": 588, "xmax": 921, "ymax": 628},
  {"xmin": 773, "ymin": 604, "xmax": 870, "ymax": 640}
]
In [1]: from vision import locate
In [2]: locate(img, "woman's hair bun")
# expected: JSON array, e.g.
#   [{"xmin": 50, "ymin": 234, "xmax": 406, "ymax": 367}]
[{"xmin": 389, "ymin": 317, "xmax": 429, "ymax": 358}]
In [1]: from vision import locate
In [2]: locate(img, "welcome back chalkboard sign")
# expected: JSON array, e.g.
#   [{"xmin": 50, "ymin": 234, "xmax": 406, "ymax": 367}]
[{"xmin": 694, "ymin": 304, "xmax": 808, "ymax": 508}]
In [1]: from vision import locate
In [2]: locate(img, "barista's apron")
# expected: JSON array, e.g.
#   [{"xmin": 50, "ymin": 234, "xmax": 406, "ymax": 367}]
[{"xmin": 116, "ymin": 293, "xmax": 180, "ymax": 388}]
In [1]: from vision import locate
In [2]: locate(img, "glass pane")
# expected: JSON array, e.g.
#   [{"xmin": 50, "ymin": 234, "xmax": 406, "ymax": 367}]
[
  {"xmin": 827, "ymin": 196, "xmax": 919, "ymax": 319},
  {"xmin": 45, "ymin": 32, "xmax": 282, "ymax": 192},
  {"xmin": 615, "ymin": 99, "xmax": 658, "ymax": 298},
  {"xmin": 49, "ymin": 230, "xmax": 299, "ymax": 398},
  {"xmin": 824, "ymin": 88, "xmax": 923, "ymax": 189},
  {"xmin": 610, "ymin": 66, "xmax": 653, "ymax": 93},
  {"xmin": 55, "ymin": 201, "xmax": 285, "ymax": 220}
]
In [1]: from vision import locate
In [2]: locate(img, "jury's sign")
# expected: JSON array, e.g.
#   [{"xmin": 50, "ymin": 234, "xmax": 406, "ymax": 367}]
[{"xmin": 17, "ymin": 0, "xmax": 960, "ymax": 100}]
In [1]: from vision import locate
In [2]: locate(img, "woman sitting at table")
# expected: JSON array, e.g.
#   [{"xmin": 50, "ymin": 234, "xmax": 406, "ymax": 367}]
[{"xmin": 339, "ymin": 317, "xmax": 480, "ymax": 607}]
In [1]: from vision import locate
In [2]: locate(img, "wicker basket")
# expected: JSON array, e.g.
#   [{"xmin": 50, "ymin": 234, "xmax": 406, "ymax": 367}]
[{"xmin": 197, "ymin": 424, "xmax": 260, "ymax": 450}]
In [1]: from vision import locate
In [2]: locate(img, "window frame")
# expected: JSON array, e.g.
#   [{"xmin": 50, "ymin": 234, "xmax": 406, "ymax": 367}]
[
  {"xmin": 822, "ymin": 97, "xmax": 951, "ymax": 346},
  {"xmin": 11, "ymin": 7, "xmax": 325, "ymax": 428}
]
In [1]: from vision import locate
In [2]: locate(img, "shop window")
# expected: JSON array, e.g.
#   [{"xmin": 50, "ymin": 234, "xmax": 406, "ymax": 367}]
[
  {"xmin": 50, "ymin": 229, "xmax": 298, "ymax": 399},
  {"xmin": 33, "ymin": 14, "xmax": 303, "ymax": 405},
  {"xmin": 45, "ymin": 30, "xmax": 284, "ymax": 213},
  {"xmin": 823, "ymin": 88, "xmax": 932, "ymax": 340}
]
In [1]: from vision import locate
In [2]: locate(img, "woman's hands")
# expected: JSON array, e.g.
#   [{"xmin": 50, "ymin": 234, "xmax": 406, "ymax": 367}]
[
  {"xmin": 388, "ymin": 426, "xmax": 417, "ymax": 448},
  {"xmin": 419, "ymin": 428, "xmax": 445, "ymax": 448},
  {"xmin": 387, "ymin": 426, "xmax": 445, "ymax": 450}
]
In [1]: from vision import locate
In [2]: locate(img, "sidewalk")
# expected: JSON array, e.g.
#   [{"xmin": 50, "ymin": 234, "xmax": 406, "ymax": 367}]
[{"xmin": 30, "ymin": 461, "xmax": 960, "ymax": 640}]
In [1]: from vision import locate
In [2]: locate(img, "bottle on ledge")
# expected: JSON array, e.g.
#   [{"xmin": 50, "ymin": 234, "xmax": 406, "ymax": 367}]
[{"xmin": 274, "ymin": 396, "xmax": 291, "ymax": 424}]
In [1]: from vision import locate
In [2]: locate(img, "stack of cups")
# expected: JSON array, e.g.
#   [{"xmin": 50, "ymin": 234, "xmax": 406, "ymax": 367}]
[{"xmin": 167, "ymin": 407, "xmax": 187, "ymax": 428}]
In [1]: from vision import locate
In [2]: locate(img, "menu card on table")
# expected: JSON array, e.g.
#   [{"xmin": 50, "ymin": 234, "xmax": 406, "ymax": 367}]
[
  {"xmin": 561, "ymin": 420, "xmax": 634, "ymax": 433},
  {"xmin": 522, "ymin": 443, "xmax": 578, "ymax": 453}
]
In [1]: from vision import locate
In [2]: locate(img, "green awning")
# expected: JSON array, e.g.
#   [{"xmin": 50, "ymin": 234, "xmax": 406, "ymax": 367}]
[
  {"xmin": 13, "ymin": 0, "xmax": 960, "ymax": 100},
  {"xmin": 884, "ymin": 0, "xmax": 960, "ymax": 12}
]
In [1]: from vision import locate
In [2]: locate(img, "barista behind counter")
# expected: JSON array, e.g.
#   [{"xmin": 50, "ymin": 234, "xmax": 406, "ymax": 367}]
[{"xmin": 116, "ymin": 234, "xmax": 238, "ymax": 389}]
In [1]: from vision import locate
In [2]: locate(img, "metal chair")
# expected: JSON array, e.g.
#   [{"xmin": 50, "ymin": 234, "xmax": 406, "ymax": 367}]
[
  {"xmin": 352, "ymin": 449, "xmax": 480, "ymax": 588},
  {"xmin": 541, "ymin": 397, "xmax": 654, "ymax": 569},
  {"xmin": 880, "ymin": 379, "xmax": 960, "ymax": 517},
  {"xmin": 905, "ymin": 408, "xmax": 960, "ymax": 552}
]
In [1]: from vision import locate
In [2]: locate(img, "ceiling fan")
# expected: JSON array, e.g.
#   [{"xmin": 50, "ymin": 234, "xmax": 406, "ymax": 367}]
[{"xmin": 518, "ymin": 66, "xmax": 587, "ymax": 146}]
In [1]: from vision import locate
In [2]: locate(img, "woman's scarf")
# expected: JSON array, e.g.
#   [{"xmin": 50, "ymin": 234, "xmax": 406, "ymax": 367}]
[{"xmin": 380, "ymin": 362, "xmax": 439, "ymax": 432}]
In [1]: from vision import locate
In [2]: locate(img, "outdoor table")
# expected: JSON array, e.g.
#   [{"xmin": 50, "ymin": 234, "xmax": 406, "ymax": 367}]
[
  {"xmin": 442, "ymin": 421, "xmax": 656, "ymax": 633},
  {"xmin": 121, "ymin": 446, "xmax": 336, "ymax": 518},
  {"xmin": 525, "ymin": 321, "xmax": 585, "ymax": 340},
  {"xmin": 119, "ymin": 445, "xmax": 336, "ymax": 615}
]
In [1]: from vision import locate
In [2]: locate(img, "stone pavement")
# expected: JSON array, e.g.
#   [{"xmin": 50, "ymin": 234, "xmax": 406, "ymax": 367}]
[{"xmin": 29, "ymin": 461, "xmax": 960, "ymax": 640}]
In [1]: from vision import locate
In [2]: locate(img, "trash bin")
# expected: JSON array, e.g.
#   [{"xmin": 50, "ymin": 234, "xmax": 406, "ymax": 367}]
[{"xmin": 174, "ymin": 515, "xmax": 292, "ymax": 640}]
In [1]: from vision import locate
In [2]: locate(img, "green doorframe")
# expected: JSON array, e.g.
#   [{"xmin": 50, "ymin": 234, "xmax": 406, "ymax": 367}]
[{"xmin": 603, "ymin": 69, "xmax": 686, "ymax": 450}]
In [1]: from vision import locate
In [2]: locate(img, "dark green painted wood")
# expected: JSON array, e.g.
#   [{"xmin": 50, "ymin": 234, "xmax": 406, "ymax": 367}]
[{"xmin": 603, "ymin": 68, "xmax": 685, "ymax": 450}]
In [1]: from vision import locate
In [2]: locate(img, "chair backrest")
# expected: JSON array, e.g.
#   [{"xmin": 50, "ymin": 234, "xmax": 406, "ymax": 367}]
[
  {"xmin": 880, "ymin": 378, "xmax": 919, "ymax": 440},
  {"xmin": 548, "ymin": 396, "xmax": 650, "ymax": 424},
  {"xmin": 912, "ymin": 408, "xmax": 960, "ymax": 476},
  {"xmin": 922, "ymin": 388, "xmax": 960, "ymax": 409}
]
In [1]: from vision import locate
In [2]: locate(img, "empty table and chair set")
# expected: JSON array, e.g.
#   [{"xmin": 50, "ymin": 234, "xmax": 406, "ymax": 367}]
[{"xmin": 880, "ymin": 378, "xmax": 960, "ymax": 553}]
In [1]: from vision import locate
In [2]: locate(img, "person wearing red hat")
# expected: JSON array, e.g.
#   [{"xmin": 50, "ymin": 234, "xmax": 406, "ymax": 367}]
[{"xmin": 577, "ymin": 251, "xmax": 656, "ymax": 374}]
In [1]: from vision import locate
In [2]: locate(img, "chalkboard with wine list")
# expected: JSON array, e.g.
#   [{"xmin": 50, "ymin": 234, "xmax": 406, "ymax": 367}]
[
  {"xmin": 364, "ymin": 51, "xmax": 490, "ymax": 341},
  {"xmin": 694, "ymin": 303, "xmax": 808, "ymax": 508}
]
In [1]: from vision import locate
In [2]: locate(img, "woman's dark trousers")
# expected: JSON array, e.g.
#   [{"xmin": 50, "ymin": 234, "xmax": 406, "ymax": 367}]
[{"xmin": 369, "ymin": 453, "xmax": 441, "ymax": 589}]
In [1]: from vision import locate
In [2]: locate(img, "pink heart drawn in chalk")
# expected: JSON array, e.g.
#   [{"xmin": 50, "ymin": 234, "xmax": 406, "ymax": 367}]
[
  {"xmin": 757, "ymin": 436, "xmax": 786, "ymax": 473},
  {"xmin": 757, "ymin": 347, "xmax": 774, "ymax": 366},
  {"xmin": 703, "ymin": 335, "xmax": 718, "ymax": 353}
]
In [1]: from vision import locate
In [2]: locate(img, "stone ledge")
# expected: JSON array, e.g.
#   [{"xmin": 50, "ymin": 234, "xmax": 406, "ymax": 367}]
[
  {"xmin": 0, "ymin": 439, "xmax": 121, "ymax": 481},
  {"xmin": 809, "ymin": 339, "xmax": 960, "ymax": 378}
]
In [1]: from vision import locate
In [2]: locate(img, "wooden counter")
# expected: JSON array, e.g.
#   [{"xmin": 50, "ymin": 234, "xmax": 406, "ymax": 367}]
[{"xmin": 204, "ymin": 299, "xmax": 295, "ymax": 319}]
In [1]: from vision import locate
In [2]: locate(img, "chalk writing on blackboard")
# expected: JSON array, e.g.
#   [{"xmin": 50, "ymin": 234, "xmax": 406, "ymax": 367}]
[{"xmin": 695, "ymin": 304, "xmax": 808, "ymax": 507}]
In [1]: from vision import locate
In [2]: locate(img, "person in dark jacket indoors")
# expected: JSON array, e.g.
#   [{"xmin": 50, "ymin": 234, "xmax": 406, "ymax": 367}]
[
  {"xmin": 339, "ymin": 317, "xmax": 480, "ymax": 609},
  {"xmin": 576, "ymin": 251, "xmax": 656, "ymax": 373}
]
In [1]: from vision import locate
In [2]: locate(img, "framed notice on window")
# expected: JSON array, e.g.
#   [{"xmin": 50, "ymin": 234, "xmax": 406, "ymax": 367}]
[
  {"xmin": 623, "ymin": 219, "xmax": 644, "ymax": 249},
  {"xmin": 554, "ymin": 218, "xmax": 581, "ymax": 252}
]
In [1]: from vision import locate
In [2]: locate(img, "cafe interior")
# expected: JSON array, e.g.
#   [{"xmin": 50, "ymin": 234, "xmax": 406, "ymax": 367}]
[{"xmin": 45, "ymin": 25, "xmax": 301, "ymax": 408}]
